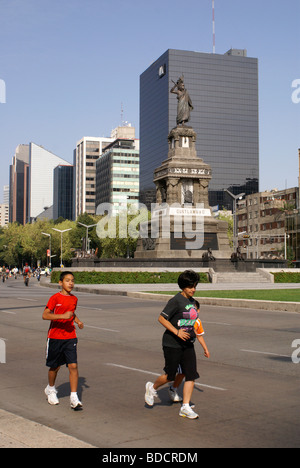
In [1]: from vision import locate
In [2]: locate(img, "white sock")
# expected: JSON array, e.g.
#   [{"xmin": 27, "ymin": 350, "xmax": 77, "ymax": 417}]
[
  {"xmin": 70, "ymin": 392, "xmax": 77, "ymax": 398},
  {"xmin": 182, "ymin": 403, "xmax": 190, "ymax": 409}
]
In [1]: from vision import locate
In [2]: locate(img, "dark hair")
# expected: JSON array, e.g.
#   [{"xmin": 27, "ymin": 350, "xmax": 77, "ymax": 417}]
[
  {"xmin": 178, "ymin": 270, "xmax": 200, "ymax": 290},
  {"xmin": 59, "ymin": 271, "xmax": 74, "ymax": 282}
]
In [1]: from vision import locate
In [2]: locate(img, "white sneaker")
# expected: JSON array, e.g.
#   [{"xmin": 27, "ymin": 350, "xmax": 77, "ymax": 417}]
[
  {"xmin": 45, "ymin": 386, "xmax": 59, "ymax": 405},
  {"xmin": 70, "ymin": 393, "xmax": 83, "ymax": 410},
  {"xmin": 179, "ymin": 405, "xmax": 199, "ymax": 419},
  {"xmin": 145, "ymin": 382, "xmax": 157, "ymax": 406},
  {"xmin": 168, "ymin": 386, "xmax": 183, "ymax": 403}
]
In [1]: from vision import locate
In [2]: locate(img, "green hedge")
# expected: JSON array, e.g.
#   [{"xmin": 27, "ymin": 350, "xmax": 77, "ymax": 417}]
[
  {"xmin": 273, "ymin": 272, "xmax": 300, "ymax": 283},
  {"xmin": 51, "ymin": 271, "xmax": 209, "ymax": 285}
]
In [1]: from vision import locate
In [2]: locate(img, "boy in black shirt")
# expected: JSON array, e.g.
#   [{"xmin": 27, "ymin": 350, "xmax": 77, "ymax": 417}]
[{"xmin": 145, "ymin": 270, "xmax": 210, "ymax": 419}]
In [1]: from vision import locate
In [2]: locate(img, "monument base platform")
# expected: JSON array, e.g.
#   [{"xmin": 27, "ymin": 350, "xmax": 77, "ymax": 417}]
[
  {"xmin": 71, "ymin": 257, "xmax": 287, "ymax": 272},
  {"xmin": 134, "ymin": 210, "xmax": 232, "ymax": 260}
]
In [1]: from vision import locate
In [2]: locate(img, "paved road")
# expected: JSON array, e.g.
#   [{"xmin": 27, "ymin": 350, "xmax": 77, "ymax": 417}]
[{"xmin": 0, "ymin": 277, "xmax": 300, "ymax": 448}]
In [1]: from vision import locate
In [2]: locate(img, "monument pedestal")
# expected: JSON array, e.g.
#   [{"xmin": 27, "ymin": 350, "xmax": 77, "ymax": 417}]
[
  {"xmin": 135, "ymin": 207, "xmax": 231, "ymax": 259},
  {"xmin": 135, "ymin": 125, "xmax": 232, "ymax": 260}
]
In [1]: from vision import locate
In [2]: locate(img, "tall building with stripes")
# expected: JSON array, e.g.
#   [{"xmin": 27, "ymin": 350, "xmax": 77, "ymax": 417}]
[{"xmin": 140, "ymin": 48, "xmax": 259, "ymax": 211}]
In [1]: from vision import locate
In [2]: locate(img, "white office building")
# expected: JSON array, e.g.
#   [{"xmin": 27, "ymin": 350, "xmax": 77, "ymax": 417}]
[
  {"xmin": 28, "ymin": 143, "xmax": 71, "ymax": 221},
  {"xmin": 74, "ymin": 136, "xmax": 114, "ymax": 218},
  {"xmin": 0, "ymin": 204, "xmax": 9, "ymax": 227}
]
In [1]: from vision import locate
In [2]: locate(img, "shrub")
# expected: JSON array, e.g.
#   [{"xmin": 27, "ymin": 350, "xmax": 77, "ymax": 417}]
[
  {"xmin": 51, "ymin": 271, "xmax": 209, "ymax": 285},
  {"xmin": 273, "ymin": 272, "xmax": 300, "ymax": 283}
]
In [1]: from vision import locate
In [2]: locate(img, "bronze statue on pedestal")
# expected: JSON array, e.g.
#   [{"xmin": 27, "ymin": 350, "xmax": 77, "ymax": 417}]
[{"xmin": 170, "ymin": 75, "xmax": 194, "ymax": 126}]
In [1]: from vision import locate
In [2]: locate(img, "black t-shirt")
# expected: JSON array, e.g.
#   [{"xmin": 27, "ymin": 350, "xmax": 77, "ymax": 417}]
[{"xmin": 160, "ymin": 293, "xmax": 198, "ymax": 349}]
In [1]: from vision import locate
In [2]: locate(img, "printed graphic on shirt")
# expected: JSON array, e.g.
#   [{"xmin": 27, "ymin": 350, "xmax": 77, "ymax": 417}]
[{"xmin": 177, "ymin": 304, "xmax": 198, "ymax": 336}]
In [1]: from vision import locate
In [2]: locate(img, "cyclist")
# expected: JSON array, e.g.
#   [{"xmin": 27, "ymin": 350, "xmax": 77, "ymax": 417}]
[{"xmin": 23, "ymin": 263, "xmax": 31, "ymax": 286}]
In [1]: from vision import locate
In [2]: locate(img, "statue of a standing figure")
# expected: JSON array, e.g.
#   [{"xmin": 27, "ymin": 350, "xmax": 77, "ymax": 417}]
[{"xmin": 170, "ymin": 75, "xmax": 194, "ymax": 126}]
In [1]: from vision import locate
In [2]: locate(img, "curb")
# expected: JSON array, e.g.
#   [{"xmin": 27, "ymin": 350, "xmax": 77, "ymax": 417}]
[
  {"xmin": 43, "ymin": 282, "xmax": 300, "ymax": 313},
  {"xmin": 126, "ymin": 292, "xmax": 300, "ymax": 313},
  {"xmin": 44, "ymin": 282, "xmax": 128, "ymax": 296}
]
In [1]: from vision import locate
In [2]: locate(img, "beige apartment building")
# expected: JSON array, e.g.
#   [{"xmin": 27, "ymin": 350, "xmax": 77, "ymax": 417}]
[
  {"xmin": 237, "ymin": 187, "xmax": 298, "ymax": 259},
  {"xmin": 74, "ymin": 125, "xmax": 138, "ymax": 218},
  {"xmin": 0, "ymin": 204, "xmax": 9, "ymax": 227},
  {"xmin": 74, "ymin": 136, "xmax": 114, "ymax": 218}
]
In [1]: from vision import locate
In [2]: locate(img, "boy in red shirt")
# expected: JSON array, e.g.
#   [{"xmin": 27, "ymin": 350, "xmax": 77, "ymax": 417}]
[{"xmin": 42, "ymin": 271, "xmax": 84, "ymax": 409}]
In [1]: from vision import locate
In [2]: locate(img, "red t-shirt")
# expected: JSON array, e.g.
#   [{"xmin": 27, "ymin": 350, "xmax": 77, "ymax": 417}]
[{"xmin": 46, "ymin": 292, "xmax": 78, "ymax": 340}]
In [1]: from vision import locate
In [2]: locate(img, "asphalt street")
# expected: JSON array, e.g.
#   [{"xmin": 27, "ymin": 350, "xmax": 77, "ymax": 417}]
[{"xmin": 0, "ymin": 277, "xmax": 300, "ymax": 448}]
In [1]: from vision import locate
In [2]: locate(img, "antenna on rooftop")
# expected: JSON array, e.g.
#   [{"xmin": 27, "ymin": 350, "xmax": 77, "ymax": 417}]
[
  {"xmin": 212, "ymin": 0, "xmax": 216, "ymax": 53},
  {"xmin": 121, "ymin": 102, "xmax": 124, "ymax": 126}
]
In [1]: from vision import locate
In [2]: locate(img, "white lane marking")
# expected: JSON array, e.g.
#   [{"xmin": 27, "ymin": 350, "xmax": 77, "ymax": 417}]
[
  {"xmin": 105, "ymin": 363, "xmax": 227, "ymax": 391},
  {"xmin": 0, "ymin": 310, "xmax": 16, "ymax": 315},
  {"xmin": 17, "ymin": 298, "xmax": 38, "ymax": 302},
  {"xmin": 77, "ymin": 306, "xmax": 103, "ymax": 311},
  {"xmin": 203, "ymin": 321, "xmax": 231, "ymax": 326},
  {"xmin": 85, "ymin": 324, "xmax": 120, "ymax": 333},
  {"xmin": 240, "ymin": 349, "xmax": 290, "ymax": 358}
]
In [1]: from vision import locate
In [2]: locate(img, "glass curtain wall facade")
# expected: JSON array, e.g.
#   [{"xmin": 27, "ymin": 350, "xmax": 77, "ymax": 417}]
[
  {"xmin": 96, "ymin": 139, "xmax": 139, "ymax": 213},
  {"xmin": 140, "ymin": 49, "xmax": 259, "ymax": 209},
  {"xmin": 53, "ymin": 165, "xmax": 74, "ymax": 220}
]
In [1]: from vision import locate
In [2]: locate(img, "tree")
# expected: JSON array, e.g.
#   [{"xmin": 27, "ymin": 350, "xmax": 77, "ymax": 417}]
[
  {"xmin": 50, "ymin": 219, "xmax": 75, "ymax": 267},
  {"xmin": 0, "ymin": 223, "xmax": 24, "ymax": 266},
  {"xmin": 217, "ymin": 209, "xmax": 233, "ymax": 248},
  {"xmin": 97, "ymin": 206, "xmax": 148, "ymax": 258},
  {"xmin": 70, "ymin": 213, "xmax": 102, "ymax": 257}
]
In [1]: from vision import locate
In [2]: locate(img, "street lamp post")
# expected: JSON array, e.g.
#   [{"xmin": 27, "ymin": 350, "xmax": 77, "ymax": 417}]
[
  {"xmin": 77, "ymin": 222, "xmax": 97, "ymax": 253},
  {"xmin": 225, "ymin": 189, "xmax": 245, "ymax": 251},
  {"xmin": 52, "ymin": 228, "xmax": 72, "ymax": 268},
  {"xmin": 41, "ymin": 232, "xmax": 52, "ymax": 268}
]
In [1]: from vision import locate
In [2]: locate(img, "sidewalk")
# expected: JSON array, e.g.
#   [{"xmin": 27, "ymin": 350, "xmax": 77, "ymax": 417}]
[
  {"xmin": 43, "ymin": 279, "xmax": 300, "ymax": 313},
  {"xmin": 43, "ymin": 278, "xmax": 300, "ymax": 292},
  {"xmin": 0, "ymin": 409, "xmax": 95, "ymax": 448}
]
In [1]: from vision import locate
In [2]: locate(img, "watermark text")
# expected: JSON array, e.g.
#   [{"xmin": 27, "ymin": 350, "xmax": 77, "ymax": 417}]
[
  {"xmin": 291, "ymin": 339, "xmax": 300, "ymax": 364},
  {"xmin": 0, "ymin": 79, "xmax": 6, "ymax": 104},
  {"xmin": 96, "ymin": 202, "xmax": 207, "ymax": 250},
  {"xmin": 0, "ymin": 339, "xmax": 6, "ymax": 363},
  {"xmin": 291, "ymin": 79, "xmax": 300, "ymax": 104}
]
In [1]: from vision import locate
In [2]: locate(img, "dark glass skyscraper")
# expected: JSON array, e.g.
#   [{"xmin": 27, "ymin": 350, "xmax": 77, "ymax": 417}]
[
  {"xmin": 53, "ymin": 165, "xmax": 74, "ymax": 220},
  {"xmin": 140, "ymin": 49, "xmax": 259, "ymax": 210}
]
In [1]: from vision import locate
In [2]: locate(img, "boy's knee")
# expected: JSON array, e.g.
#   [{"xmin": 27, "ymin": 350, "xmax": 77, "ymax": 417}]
[{"xmin": 68, "ymin": 363, "xmax": 78, "ymax": 371}]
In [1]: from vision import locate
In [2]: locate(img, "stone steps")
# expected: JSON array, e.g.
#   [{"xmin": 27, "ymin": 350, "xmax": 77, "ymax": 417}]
[{"xmin": 215, "ymin": 272, "xmax": 271, "ymax": 284}]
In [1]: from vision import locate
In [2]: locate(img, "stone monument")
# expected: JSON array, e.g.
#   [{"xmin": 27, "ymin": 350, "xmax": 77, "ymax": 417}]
[{"xmin": 135, "ymin": 76, "xmax": 231, "ymax": 260}]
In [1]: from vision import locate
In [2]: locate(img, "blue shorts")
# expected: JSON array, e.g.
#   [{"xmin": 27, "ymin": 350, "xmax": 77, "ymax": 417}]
[{"xmin": 46, "ymin": 338, "xmax": 78, "ymax": 368}]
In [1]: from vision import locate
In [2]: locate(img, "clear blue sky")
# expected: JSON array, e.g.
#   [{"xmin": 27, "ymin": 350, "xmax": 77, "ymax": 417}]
[{"xmin": 0, "ymin": 0, "xmax": 299, "ymax": 203}]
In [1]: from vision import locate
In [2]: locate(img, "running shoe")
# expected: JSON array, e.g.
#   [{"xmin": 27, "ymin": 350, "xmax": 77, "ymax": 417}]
[
  {"xmin": 45, "ymin": 386, "xmax": 59, "ymax": 405},
  {"xmin": 179, "ymin": 405, "xmax": 199, "ymax": 419},
  {"xmin": 145, "ymin": 382, "xmax": 157, "ymax": 406},
  {"xmin": 70, "ymin": 393, "xmax": 83, "ymax": 410},
  {"xmin": 168, "ymin": 386, "xmax": 183, "ymax": 403}
]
